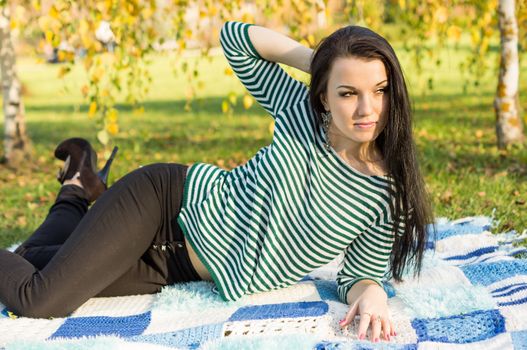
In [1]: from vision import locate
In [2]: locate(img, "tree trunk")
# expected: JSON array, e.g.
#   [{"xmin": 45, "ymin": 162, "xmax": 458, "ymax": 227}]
[
  {"xmin": 0, "ymin": 4, "xmax": 31, "ymax": 167},
  {"xmin": 495, "ymin": 0, "xmax": 524, "ymax": 149}
]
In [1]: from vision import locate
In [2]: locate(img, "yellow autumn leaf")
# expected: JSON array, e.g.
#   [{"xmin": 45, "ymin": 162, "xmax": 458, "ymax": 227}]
[
  {"xmin": 91, "ymin": 67, "xmax": 104, "ymax": 84},
  {"xmin": 299, "ymin": 39, "xmax": 309, "ymax": 47},
  {"xmin": 79, "ymin": 19, "xmax": 90, "ymax": 37},
  {"xmin": 32, "ymin": 0, "xmax": 41, "ymax": 11},
  {"xmin": 243, "ymin": 94, "xmax": 253, "ymax": 110},
  {"xmin": 84, "ymin": 56, "xmax": 93, "ymax": 70},
  {"xmin": 143, "ymin": 7, "xmax": 154, "ymax": 19},
  {"xmin": 88, "ymin": 101, "xmax": 97, "ymax": 117},
  {"xmin": 470, "ymin": 29, "xmax": 480, "ymax": 45},
  {"xmin": 224, "ymin": 67, "xmax": 233, "ymax": 76},
  {"xmin": 241, "ymin": 12, "xmax": 254, "ymax": 23},
  {"xmin": 45, "ymin": 30, "xmax": 53, "ymax": 43},
  {"xmin": 208, "ymin": 5, "xmax": 218, "ymax": 16},
  {"xmin": 107, "ymin": 108, "xmax": 118, "ymax": 122},
  {"xmin": 447, "ymin": 26, "xmax": 462, "ymax": 41},
  {"xmin": 101, "ymin": 89, "xmax": 110, "ymax": 98},
  {"xmin": 107, "ymin": 122, "xmax": 119, "ymax": 135},
  {"xmin": 222, "ymin": 100, "xmax": 230, "ymax": 113},
  {"xmin": 57, "ymin": 51, "xmax": 66, "ymax": 62},
  {"xmin": 49, "ymin": 6, "xmax": 60, "ymax": 19},
  {"xmin": 501, "ymin": 102, "xmax": 510, "ymax": 112},
  {"xmin": 178, "ymin": 39, "xmax": 187, "ymax": 50},
  {"xmin": 307, "ymin": 34, "xmax": 316, "ymax": 47},
  {"xmin": 97, "ymin": 129, "xmax": 110, "ymax": 145},
  {"xmin": 228, "ymin": 92, "xmax": 237, "ymax": 105}
]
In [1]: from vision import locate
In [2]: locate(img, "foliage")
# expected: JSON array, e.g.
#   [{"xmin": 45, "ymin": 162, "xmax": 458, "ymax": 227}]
[
  {"xmin": 8, "ymin": 0, "xmax": 328, "ymax": 147},
  {"xmin": 5, "ymin": 0, "xmax": 525, "ymax": 147}
]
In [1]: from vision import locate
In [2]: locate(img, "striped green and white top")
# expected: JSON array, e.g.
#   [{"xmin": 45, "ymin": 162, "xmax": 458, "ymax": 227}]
[{"xmin": 177, "ymin": 21, "xmax": 399, "ymax": 303}]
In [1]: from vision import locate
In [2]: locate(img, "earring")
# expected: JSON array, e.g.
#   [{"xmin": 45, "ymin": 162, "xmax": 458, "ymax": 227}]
[{"xmin": 321, "ymin": 111, "xmax": 332, "ymax": 152}]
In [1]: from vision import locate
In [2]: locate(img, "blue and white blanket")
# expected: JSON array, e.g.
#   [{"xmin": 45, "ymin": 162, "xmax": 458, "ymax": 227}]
[{"xmin": 1, "ymin": 216, "xmax": 527, "ymax": 349}]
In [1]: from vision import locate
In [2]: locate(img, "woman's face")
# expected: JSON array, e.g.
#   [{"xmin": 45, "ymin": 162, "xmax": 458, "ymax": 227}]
[{"xmin": 321, "ymin": 56, "xmax": 389, "ymax": 147}]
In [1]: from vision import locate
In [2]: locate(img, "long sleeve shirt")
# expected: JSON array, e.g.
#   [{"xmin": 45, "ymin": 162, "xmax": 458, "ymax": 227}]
[{"xmin": 177, "ymin": 21, "xmax": 398, "ymax": 303}]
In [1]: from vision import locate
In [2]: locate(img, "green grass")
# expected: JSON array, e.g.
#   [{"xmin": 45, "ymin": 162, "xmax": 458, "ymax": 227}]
[{"xmin": 0, "ymin": 41, "xmax": 526, "ymax": 248}]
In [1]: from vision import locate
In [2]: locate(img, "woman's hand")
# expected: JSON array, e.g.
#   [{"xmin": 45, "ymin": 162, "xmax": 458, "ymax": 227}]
[{"xmin": 338, "ymin": 280, "xmax": 395, "ymax": 342}]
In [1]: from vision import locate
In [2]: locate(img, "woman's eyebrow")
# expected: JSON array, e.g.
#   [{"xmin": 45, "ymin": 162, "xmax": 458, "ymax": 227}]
[{"xmin": 336, "ymin": 80, "xmax": 388, "ymax": 89}]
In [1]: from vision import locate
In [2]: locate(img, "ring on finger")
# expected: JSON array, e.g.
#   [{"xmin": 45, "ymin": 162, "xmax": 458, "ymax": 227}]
[
  {"xmin": 362, "ymin": 312, "xmax": 372, "ymax": 318},
  {"xmin": 375, "ymin": 315, "xmax": 382, "ymax": 322}
]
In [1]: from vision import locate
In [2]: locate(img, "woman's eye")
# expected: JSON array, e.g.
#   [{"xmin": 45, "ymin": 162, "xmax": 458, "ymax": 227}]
[
  {"xmin": 339, "ymin": 92, "xmax": 356, "ymax": 97},
  {"xmin": 376, "ymin": 87, "xmax": 388, "ymax": 94}
]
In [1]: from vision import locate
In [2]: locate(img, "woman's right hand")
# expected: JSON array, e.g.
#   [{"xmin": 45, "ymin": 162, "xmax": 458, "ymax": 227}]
[{"xmin": 339, "ymin": 280, "xmax": 395, "ymax": 342}]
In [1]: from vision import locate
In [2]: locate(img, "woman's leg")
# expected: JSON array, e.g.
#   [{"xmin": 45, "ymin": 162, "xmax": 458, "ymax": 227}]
[
  {"xmin": 14, "ymin": 185, "xmax": 89, "ymax": 270},
  {"xmin": 0, "ymin": 163, "xmax": 190, "ymax": 318}
]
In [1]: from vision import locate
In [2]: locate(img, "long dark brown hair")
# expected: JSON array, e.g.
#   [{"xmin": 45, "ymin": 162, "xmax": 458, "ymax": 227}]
[{"xmin": 309, "ymin": 25, "xmax": 434, "ymax": 281}]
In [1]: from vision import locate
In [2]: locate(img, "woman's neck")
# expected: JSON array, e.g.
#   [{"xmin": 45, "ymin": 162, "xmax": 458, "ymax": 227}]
[
  {"xmin": 328, "ymin": 132, "xmax": 386, "ymax": 176},
  {"xmin": 329, "ymin": 132, "xmax": 382, "ymax": 163}
]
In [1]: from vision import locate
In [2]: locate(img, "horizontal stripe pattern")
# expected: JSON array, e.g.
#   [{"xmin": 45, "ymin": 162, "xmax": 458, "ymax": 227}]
[{"xmin": 177, "ymin": 21, "xmax": 398, "ymax": 303}]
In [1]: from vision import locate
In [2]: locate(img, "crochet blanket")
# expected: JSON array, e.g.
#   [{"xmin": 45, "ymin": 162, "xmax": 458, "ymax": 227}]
[{"xmin": 1, "ymin": 216, "xmax": 527, "ymax": 350}]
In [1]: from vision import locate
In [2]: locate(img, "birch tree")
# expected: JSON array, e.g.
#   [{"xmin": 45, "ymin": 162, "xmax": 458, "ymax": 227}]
[
  {"xmin": 0, "ymin": 2, "xmax": 31, "ymax": 166},
  {"xmin": 495, "ymin": 0, "xmax": 524, "ymax": 148}
]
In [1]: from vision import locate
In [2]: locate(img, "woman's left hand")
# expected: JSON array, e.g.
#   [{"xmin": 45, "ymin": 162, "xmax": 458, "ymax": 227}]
[{"xmin": 338, "ymin": 280, "xmax": 395, "ymax": 342}]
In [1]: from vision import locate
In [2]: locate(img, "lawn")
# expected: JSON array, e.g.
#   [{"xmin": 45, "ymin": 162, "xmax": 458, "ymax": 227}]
[{"xmin": 0, "ymin": 39, "xmax": 526, "ymax": 248}]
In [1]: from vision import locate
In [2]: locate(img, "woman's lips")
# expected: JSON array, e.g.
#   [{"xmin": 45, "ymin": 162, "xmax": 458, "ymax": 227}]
[{"xmin": 354, "ymin": 122, "xmax": 377, "ymax": 129}]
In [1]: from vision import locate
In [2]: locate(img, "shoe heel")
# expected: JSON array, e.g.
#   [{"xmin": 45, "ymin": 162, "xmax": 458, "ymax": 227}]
[{"xmin": 97, "ymin": 146, "xmax": 118, "ymax": 186}]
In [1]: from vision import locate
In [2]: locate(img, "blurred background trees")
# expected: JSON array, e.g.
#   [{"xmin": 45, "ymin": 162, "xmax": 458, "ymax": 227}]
[{"xmin": 1, "ymin": 0, "xmax": 525, "ymax": 167}]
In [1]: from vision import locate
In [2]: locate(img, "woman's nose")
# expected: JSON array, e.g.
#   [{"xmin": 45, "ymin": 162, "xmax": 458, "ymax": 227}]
[{"xmin": 357, "ymin": 94, "xmax": 374, "ymax": 116}]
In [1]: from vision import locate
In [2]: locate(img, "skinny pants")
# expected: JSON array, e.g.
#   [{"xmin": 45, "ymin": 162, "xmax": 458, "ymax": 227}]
[{"xmin": 0, "ymin": 163, "xmax": 201, "ymax": 318}]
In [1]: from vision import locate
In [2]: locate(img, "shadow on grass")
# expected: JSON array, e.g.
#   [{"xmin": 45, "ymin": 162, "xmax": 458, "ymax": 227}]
[
  {"xmin": 25, "ymin": 97, "xmax": 266, "ymax": 117},
  {"xmin": 419, "ymin": 138, "xmax": 527, "ymax": 181},
  {"xmin": 22, "ymin": 96, "xmax": 269, "ymax": 149}
]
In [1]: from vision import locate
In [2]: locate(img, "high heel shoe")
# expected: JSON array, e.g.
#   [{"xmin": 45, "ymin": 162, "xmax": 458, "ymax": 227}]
[{"xmin": 54, "ymin": 138, "xmax": 118, "ymax": 202}]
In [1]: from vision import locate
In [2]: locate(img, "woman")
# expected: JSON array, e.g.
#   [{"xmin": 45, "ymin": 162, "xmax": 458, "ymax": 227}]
[{"xmin": 0, "ymin": 21, "xmax": 432, "ymax": 343}]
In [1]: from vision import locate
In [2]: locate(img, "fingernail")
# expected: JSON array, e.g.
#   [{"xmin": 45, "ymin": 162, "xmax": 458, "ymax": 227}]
[
  {"xmin": 394, "ymin": 331, "xmax": 397, "ymax": 336},
  {"xmin": 358, "ymin": 333, "xmax": 365, "ymax": 340},
  {"xmin": 374, "ymin": 338, "xmax": 379, "ymax": 343},
  {"xmin": 387, "ymin": 335, "xmax": 391, "ymax": 341},
  {"xmin": 339, "ymin": 319, "xmax": 345, "ymax": 325}
]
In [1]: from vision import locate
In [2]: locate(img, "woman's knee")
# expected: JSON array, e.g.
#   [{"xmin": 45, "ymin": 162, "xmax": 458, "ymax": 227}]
[{"xmin": 7, "ymin": 289, "xmax": 75, "ymax": 319}]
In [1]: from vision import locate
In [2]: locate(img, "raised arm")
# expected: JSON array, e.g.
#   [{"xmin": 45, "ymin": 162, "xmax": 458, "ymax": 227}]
[
  {"xmin": 247, "ymin": 25, "xmax": 312, "ymax": 73},
  {"xmin": 220, "ymin": 21, "xmax": 312, "ymax": 118}
]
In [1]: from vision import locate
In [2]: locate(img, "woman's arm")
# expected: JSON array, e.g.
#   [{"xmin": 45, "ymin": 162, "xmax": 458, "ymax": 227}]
[
  {"xmin": 220, "ymin": 21, "xmax": 310, "ymax": 118},
  {"xmin": 336, "ymin": 227, "xmax": 396, "ymax": 341},
  {"xmin": 247, "ymin": 25, "xmax": 313, "ymax": 74}
]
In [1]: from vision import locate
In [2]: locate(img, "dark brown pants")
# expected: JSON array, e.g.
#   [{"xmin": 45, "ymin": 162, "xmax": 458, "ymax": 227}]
[{"xmin": 0, "ymin": 163, "xmax": 201, "ymax": 318}]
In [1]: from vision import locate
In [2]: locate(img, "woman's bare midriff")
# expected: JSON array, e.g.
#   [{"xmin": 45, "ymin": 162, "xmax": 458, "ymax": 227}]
[{"xmin": 185, "ymin": 239, "xmax": 212, "ymax": 281}]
